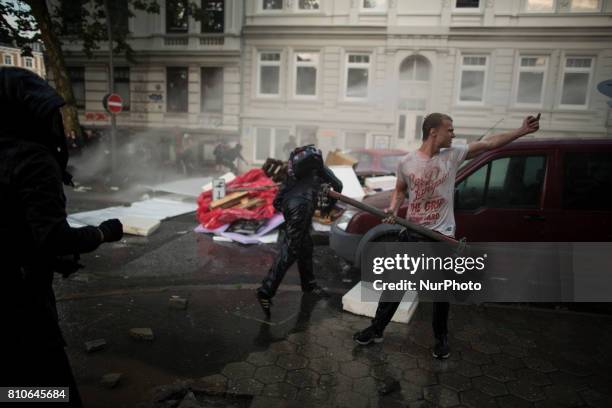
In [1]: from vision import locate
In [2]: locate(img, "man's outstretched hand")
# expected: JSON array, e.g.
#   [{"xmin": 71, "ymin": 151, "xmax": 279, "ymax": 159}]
[
  {"xmin": 98, "ymin": 219, "xmax": 123, "ymax": 242},
  {"xmin": 519, "ymin": 113, "xmax": 540, "ymax": 136}
]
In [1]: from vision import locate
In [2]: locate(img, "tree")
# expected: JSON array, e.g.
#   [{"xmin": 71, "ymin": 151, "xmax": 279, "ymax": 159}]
[
  {"xmin": 0, "ymin": 0, "xmax": 160, "ymax": 139},
  {"xmin": 1, "ymin": 0, "xmax": 213, "ymax": 139}
]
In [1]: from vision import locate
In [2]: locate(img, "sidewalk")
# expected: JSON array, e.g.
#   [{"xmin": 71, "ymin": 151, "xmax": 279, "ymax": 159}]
[{"xmin": 150, "ymin": 294, "xmax": 612, "ymax": 408}]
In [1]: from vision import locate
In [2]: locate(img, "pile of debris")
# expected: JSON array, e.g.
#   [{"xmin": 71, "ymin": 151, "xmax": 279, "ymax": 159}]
[{"xmin": 194, "ymin": 163, "xmax": 285, "ymax": 244}]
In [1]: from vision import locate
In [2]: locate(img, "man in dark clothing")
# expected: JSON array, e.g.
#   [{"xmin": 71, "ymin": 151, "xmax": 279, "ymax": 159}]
[
  {"xmin": 221, "ymin": 143, "xmax": 248, "ymax": 173},
  {"xmin": 0, "ymin": 67, "xmax": 124, "ymax": 407},
  {"xmin": 256, "ymin": 145, "xmax": 343, "ymax": 316}
]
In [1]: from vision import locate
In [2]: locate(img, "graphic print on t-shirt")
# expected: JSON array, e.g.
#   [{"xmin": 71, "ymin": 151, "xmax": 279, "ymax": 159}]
[{"xmin": 399, "ymin": 145, "xmax": 468, "ymax": 236}]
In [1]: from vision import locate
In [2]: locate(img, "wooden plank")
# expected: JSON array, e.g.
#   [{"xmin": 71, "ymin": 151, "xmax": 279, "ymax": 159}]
[{"xmin": 209, "ymin": 191, "xmax": 248, "ymax": 210}]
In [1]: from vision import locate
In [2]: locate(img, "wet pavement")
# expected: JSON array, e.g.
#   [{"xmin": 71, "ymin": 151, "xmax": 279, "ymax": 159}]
[{"xmin": 54, "ymin": 189, "xmax": 612, "ymax": 408}]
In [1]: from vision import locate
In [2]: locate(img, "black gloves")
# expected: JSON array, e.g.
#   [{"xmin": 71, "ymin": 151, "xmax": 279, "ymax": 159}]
[{"xmin": 98, "ymin": 219, "xmax": 123, "ymax": 242}]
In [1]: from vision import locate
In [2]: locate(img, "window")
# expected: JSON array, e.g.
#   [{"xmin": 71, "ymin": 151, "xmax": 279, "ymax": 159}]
[
  {"xmin": 167, "ymin": 67, "xmax": 188, "ymax": 113},
  {"xmin": 345, "ymin": 54, "xmax": 370, "ymax": 99},
  {"xmin": 298, "ymin": 0, "xmax": 320, "ymax": 10},
  {"xmin": 398, "ymin": 115, "xmax": 405, "ymax": 139},
  {"xmin": 263, "ymin": 0, "xmax": 282, "ymax": 10},
  {"xmin": 258, "ymin": 52, "xmax": 281, "ymax": 96},
  {"xmin": 201, "ymin": 67, "xmax": 223, "ymax": 112},
  {"xmin": 459, "ymin": 55, "xmax": 487, "ymax": 103},
  {"xmin": 455, "ymin": 0, "xmax": 480, "ymax": 8},
  {"xmin": 526, "ymin": 0, "xmax": 554, "ymax": 11},
  {"xmin": 560, "ymin": 57, "xmax": 593, "ymax": 107},
  {"xmin": 399, "ymin": 55, "xmax": 431, "ymax": 81},
  {"xmin": 570, "ymin": 0, "xmax": 598, "ymax": 11},
  {"xmin": 109, "ymin": 1, "xmax": 130, "ymax": 35},
  {"xmin": 59, "ymin": 0, "xmax": 84, "ymax": 35},
  {"xmin": 361, "ymin": 0, "xmax": 387, "ymax": 11},
  {"xmin": 200, "ymin": 0, "xmax": 224, "ymax": 33},
  {"xmin": 24, "ymin": 57, "xmax": 33, "ymax": 68},
  {"xmin": 67, "ymin": 67, "xmax": 85, "ymax": 109},
  {"xmin": 4, "ymin": 55, "xmax": 13, "ymax": 65},
  {"xmin": 563, "ymin": 152, "xmax": 612, "ymax": 210},
  {"xmin": 345, "ymin": 132, "xmax": 367, "ymax": 150},
  {"xmin": 515, "ymin": 56, "xmax": 547, "ymax": 106},
  {"xmin": 294, "ymin": 52, "xmax": 318, "ymax": 97},
  {"xmin": 415, "ymin": 115, "xmax": 424, "ymax": 141},
  {"xmin": 456, "ymin": 155, "xmax": 546, "ymax": 210},
  {"xmin": 255, "ymin": 127, "xmax": 290, "ymax": 161},
  {"xmin": 114, "ymin": 67, "xmax": 130, "ymax": 111},
  {"xmin": 166, "ymin": 0, "xmax": 189, "ymax": 33},
  {"xmin": 525, "ymin": 0, "xmax": 599, "ymax": 12}
]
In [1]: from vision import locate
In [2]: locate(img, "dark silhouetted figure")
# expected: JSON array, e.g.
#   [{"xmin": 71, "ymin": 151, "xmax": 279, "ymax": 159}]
[
  {"xmin": 256, "ymin": 145, "xmax": 342, "ymax": 316},
  {"xmin": 0, "ymin": 67, "xmax": 124, "ymax": 407}
]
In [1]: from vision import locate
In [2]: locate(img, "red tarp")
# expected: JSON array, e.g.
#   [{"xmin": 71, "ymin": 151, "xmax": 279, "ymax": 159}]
[{"xmin": 197, "ymin": 169, "xmax": 278, "ymax": 230}]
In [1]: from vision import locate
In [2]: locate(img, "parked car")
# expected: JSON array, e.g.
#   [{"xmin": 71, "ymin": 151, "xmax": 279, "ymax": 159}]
[
  {"xmin": 346, "ymin": 148, "xmax": 408, "ymax": 178},
  {"xmin": 331, "ymin": 139, "xmax": 612, "ymax": 268}
]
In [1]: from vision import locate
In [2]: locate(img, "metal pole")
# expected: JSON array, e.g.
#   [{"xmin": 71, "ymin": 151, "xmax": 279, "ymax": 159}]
[
  {"xmin": 327, "ymin": 190, "xmax": 461, "ymax": 246},
  {"xmin": 103, "ymin": 0, "xmax": 117, "ymax": 178}
]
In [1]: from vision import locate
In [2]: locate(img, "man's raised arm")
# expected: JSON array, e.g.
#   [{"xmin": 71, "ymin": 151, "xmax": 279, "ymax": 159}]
[{"xmin": 466, "ymin": 114, "xmax": 540, "ymax": 160}]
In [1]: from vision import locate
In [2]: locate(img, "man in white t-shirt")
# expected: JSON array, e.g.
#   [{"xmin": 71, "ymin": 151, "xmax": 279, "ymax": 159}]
[{"xmin": 353, "ymin": 112, "xmax": 540, "ymax": 361}]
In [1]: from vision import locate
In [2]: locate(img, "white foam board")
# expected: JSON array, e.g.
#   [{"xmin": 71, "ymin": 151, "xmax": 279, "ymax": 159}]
[
  {"xmin": 67, "ymin": 198, "xmax": 197, "ymax": 236},
  {"xmin": 120, "ymin": 216, "xmax": 161, "ymax": 237},
  {"xmin": 328, "ymin": 165, "xmax": 364, "ymax": 201},
  {"xmin": 365, "ymin": 175, "xmax": 397, "ymax": 191},
  {"xmin": 143, "ymin": 177, "xmax": 212, "ymax": 197},
  {"xmin": 342, "ymin": 281, "xmax": 419, "ymax": 324}
]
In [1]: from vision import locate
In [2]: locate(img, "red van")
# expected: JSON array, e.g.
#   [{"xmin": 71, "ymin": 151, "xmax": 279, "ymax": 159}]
[{"xmin": 330, "ymin": 139, "xmax": 612, "ymax": 268}]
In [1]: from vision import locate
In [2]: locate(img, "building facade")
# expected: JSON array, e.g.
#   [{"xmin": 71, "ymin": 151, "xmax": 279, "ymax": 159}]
[
  {"xmin": 57, "ymin": 0, "xmax": 243, "ymax": 163},
  {"xmin": 241, "ymin": 0, "xmax": 612, "ymax": 163},
  {"xmin": 58, "ymin": 0, "xmax": 612, "ymax": 165},
  {"xmin": 0, "ymin": 42, "xmax": 46, "ymax": 78}
]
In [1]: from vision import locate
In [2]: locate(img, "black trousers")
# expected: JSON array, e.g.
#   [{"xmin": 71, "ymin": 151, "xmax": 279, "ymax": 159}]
[
  {"xmin": 259, "ymin": 199, "xmax": 316, "ymax": 298},
  {"xmin": 370, "ymin": 229, "xmax": 450, "ymax": 339},
  {"xmin": 372, "ymin": 300, "xmax": 450, "ymax": 339},
  {"xmin": 4, "ymin": 345, "xmax": 83, "ymax": 407}
]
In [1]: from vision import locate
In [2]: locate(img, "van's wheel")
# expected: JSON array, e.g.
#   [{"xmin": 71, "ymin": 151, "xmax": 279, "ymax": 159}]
[{"xmin": 354, "ymin": 224, "xmax": 404, "ymax": 269}]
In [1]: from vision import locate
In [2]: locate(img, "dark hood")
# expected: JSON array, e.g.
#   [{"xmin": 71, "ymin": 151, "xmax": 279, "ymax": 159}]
[{"xmin": 0, "ymin": 67, "xmax": 69, "ymax": 176}]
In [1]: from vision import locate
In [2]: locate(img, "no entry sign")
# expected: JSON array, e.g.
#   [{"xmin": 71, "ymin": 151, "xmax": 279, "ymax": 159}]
[{"xmin": 103, "ymin": 93, "xmax": 123, "ymax": 114}]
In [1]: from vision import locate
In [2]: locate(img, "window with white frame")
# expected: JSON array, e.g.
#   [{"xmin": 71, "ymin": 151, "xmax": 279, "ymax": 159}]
[
  {"xmin": 525, "ymin": 0, "xmax": 554, "ymax": 11},
  {"xmin": 560, "ymin": 57, "xmax": 593, "ymax": 107},
  {"xmin": 459, "ymin": 55, "xmax": 487, "ymax": 103},
  {"xmin": 254, "ymin": 127, "xmax": 290, "ymax": 161},
  {"xmin": 515, "ymin": 56, "xmax": 547, "ymax": 106},
  {"xmin": 345, "ymin": 54, "xmax": 370, "ymax": 99},
  {"xmin": 361, "ymin": 0, "xmax": 386, "ymax": 11},
  {"xmin": 4, "ymin": 55, "xmax": 13, "ymax": 65},
  {"xmin": 24, "ymin": 57, "xmax": 33, "ymax": 68},
  {"xmin": 258, "ymin": 52, "xmax": 281, "ymax": 96},
  {"xmin": 525, "ymin": 0, "xmax": 599, "ymax": 12},
  {"xmin": 570, "ymin": 0, "xmax": 598, "ymax": 11},
  {"xmin": 263, "ymin": 0, "xmax": 283, "ymax": 10},
  {"xmin": 455, "ymin": 0, "xmax": 480, "ymax": 9},
  {"xmin": 298, "ymin": 0, "xmax": 320, "ymax": 10},
  {"xmin": 294, "ymin": 52, "xmax": 318, "ymax": 97},
  {"xmin": 399, "ymin": 55, "xmax": 431, "ymax": 81}
]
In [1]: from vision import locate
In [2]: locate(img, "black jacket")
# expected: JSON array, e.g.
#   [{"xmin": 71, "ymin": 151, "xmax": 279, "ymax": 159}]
[
  {"xmin": 0, "ymin": 68, "xmax": 103, "ymax": 348},
  {"xmin": 273, "ymin": 165, "xmax": 343, "ymax": 212}
]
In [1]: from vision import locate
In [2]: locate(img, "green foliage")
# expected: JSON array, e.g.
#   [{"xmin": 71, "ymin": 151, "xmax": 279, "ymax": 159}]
[{"xmin": 1, "ymin": 0, "xmax": 161, "ymax": 60}]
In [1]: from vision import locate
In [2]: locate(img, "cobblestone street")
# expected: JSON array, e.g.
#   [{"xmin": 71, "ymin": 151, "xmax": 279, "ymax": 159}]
[{"xmin": 167, "ymin": 292, "xmax": 612, "ymax": 408}]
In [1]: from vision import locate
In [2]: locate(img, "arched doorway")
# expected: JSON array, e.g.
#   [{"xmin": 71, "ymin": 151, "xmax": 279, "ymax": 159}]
[{"xmin": 397, "ymin": 55, "xmax": 432, "ymax": 148}]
